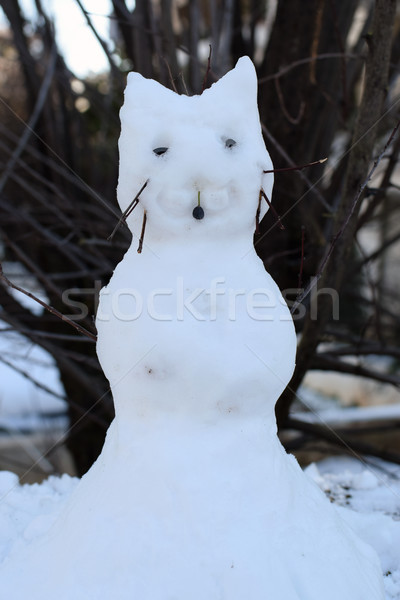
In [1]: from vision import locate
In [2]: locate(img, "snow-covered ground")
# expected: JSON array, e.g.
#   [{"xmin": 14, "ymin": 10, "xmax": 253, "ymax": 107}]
[
  {"xmin": 307, "ymin": 458, "xmax": 400, "ymax": 600},
  {"xmin": 0, "ymin": 456, "xmax": 399, "ymax": 598}
]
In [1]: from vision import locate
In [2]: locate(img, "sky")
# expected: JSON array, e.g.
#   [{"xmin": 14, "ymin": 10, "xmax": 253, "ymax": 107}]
[{"xmin": 0, "ymin": 0, "xmax": 134, "ymax": 77}]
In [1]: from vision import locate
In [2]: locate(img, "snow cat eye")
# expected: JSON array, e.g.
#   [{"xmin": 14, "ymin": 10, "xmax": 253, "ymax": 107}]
[
  {"xmin": 225, "ymin": 138, "xmax": 236, "ymax": 149},
  {"xmin": 153, "ymin": 147, "xmax": 169, "ymax": 156}
]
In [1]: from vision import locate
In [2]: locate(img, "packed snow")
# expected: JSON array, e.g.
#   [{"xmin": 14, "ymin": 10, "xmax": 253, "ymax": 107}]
[
  {"xmin": 0, "ymin": 457, "xmax": 399, "ymax": 598},
  {"xmin": 0, "ymin": 57, "xmax": 393, "ymax": 598}
]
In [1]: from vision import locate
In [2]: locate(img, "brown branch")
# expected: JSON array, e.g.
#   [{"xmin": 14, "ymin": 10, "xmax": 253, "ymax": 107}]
[
  {"xmin": 260, "ymin": 189, "xmax": 285, "ymax": 230},
  {"xmin": 328, "ymin": 0, "xmax": 349, "ymax": 120},
  {"xmin": 298, "ymin": 225, "xmax": 306, "ymax": 289},
  {"xmin": 276, "ymin": 0, "xmax": 397, "ymax": 426},
  {"xmin": 309, "ymin": 0, "xmax": 325, "ymax": 85},
  {"xmin": 292, "ymin": 119, "xmax": 400, "ymax": 313},
  {"xmin": 258, "ymin": 52, "xmax": 361, "ymax": 84},
  {"xmin": 160, "ymin": 0, "xmax": 179, "ymax": 87},
  {"xmin": 0, "ymin": 355, "xmax": 107, "ymax": 428},
  {"xmin": 0, "ymin": 229, "xmax": 69, "ymax": 304},
  {"xmin": 202, "ymin": 44, "xmax": 212, "ymax": 92},
  {"xmin": 0, "ymin": 298, "xmax": 107, "ymax": 420},
  {"xmin": 352, "ymin": 230, "xmax": 400, "ymax": 273},
  {"xmin": 108, "ymin": 179, "xmax": 148, "ymax": 241},
  {"xmin": 0, "ymin": 102, "xmax": 119, "ymax": 221},
  {"xmin": 261, "ymin": 124, "xmax": 331, "ymax": 212},
  {"xmin": 255, "ymin": 191, "xmax": 262, "ymax": 235},
  {"xmin": 161, "ymin": 56, "xmax": 178, "ymax": 93},
  {"xmin": 263, "ymin": 157, "xmax": 327, "ymax": 174},
  {"xmin": 0, "ymin": 123, "xmax": 118, "ymax": 218},
  {"xmin": 318, "ymin": 344, "xmax": 400, "ymax": 360},
  {"xmin": 0, "ymin": 197, "xmax": 94, "ymax": 272},
  {"xmin": 0, "ymin": 263, "xmax": 97, "ymax": 342},
  {"xmin": 274, "ymin": 76, "xmax": 305, "ymax": 125},
  {"xmin": 357, "ymin": 128, "xmax": 400, "ymax": 230},
  {"xmin": 137, "ymin": 210, "xmax": 147, "ymax": 253},
  {"xmin": 74, "ymin": 0, "xmax": 121, "ymax": 77},
  {"xmin": 355, "ymin": 239, "xmax": 385, "ymax": 346},
  {"xmin": 285, "ymin": 418, "xmax": 400, "ymax": 465},
  {"xmin": 311, "ymin": 354, "xmax": 400, "ymax": 388},
  {"xmin": 0, "ymin": 42, "xmax": 57, "ymax": 195}
]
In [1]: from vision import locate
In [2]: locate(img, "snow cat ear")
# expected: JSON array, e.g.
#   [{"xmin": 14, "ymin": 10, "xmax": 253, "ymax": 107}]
[
  {"xmin": 202, "ymin": 56, "xmax": 258, "ymax": 112},
  {"xmin": 121, "ymin": 71, "xmax": 179, "ymax": 115}
]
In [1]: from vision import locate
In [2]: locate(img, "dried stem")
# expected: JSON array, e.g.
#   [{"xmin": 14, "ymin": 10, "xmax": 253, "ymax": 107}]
[
  {"xmin": 202, "ymin": 44, "xmax": 212, "ymax": 92},
  {"xmin": 263, "ymin": 157, "xmax": 327, "ymax": 174},
  {"xmin": 0, "ymin": 263, "xmax": 97, "ymax": 342},
  {"xmin": 255, "ymin": 190, "xmax": 262, "ymax": 235},
  {"xmin": 260, "ymin": 189, "xmax": 285, "ymax": 230},
  {"xmin": 137, "ymin": 210, "xmax": 147, "ymax": 253},
  {"xmin": 285, "ymin": 418, "xmax": 400, "ymax": 465},
  {"xmin": 298, "ymin": 225, "xmax": 306, "ymax": 289},
  {"xmin": 108, "ymin": 179, "xmax": 149, "ymax": 241},
  {"xmin": 293, "ymin": 119, "xmax": 400, "ymax": 312}
]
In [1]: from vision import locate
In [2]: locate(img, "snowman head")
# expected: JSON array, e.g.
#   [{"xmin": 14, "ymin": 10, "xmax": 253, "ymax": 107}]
[{"xmin": 117, "ymin": 57, "xmax": 273, "ymax": 245}]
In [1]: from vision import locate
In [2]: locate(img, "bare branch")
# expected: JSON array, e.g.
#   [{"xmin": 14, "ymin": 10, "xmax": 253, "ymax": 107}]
[
  {"xmin": 74, "ymin": 0, "xmax": 121, "ymax": 77},
  {"xmin": 0, "ymin": 42, "xmax": 57, "ymax": 194},
  {"xmin": 292, "ymin": 119, "xmax": 400, "ymax": 313},
  {"xmin": 311, "ymin": 354, "xmax": 400, "ymax": 388},
  {"xmin": 261, "ymin": 124, "xmax": 332, "ymax": 211},
  {"xmin": 0, "ymin": 264, "xmax": 97, "ymax": 342},
  {"xmin": 258, "ymin": 53, "xmax": 361, "ymax": 84},
  {"xmin": 285, "ymin": 418, "xmax": 400, "ymax": 465}
]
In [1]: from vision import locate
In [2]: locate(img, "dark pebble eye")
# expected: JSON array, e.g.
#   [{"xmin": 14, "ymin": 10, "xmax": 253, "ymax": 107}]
[
  {"xmin": 225, "ymin": 138, "xmax": 236, "ymax": 149},
  {"xmin": 153, "ymin": 147, "xmax": 168, "ymax": 156}
]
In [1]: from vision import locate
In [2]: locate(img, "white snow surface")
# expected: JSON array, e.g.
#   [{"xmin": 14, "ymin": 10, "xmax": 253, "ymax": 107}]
[
  {"xmin": 0, "ymin": 57, "xmax": 390, "ymax": 598},
  {"xmin": 0, "ymin": 458, "xmax": 399, "ymax": 598}
]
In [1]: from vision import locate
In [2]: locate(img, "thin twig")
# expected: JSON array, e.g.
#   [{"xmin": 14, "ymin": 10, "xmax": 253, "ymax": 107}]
[
  {"xmin": 263, "ymin": 157, "xmax": 327, "ymax": 174},
  {"xmin": 274, "ymin": 76, "xmax": 305, "ymax": 125},
  {"xmin": 258, "ymin": 52, "xmax": 361, "ymax": 84},
  {"xmin": 292, "ymin": 119, "xmax": 400, "ymax": 313},
  {"xmin": 352, "ymin": 230, "xmax": 400, "ymax": 272},
  {"xmin": 74, "ymin": 0, "xmax": 121, "ymax": 77},
  {"xmin": 319, "ymin": 343, "xmax": 400, "ymax": 359},
  {"xmin": 311, "ymin": 354, "xmax": 400, "ymax": 387},
  {"xmin": 0, "ymin": 263, "xmax": 97, "ymax": 342},
  {"xmin": 298, "ymin": 225, "xmax": 306, "ymax": 289},
  {"xmin": 202, "ymin": 44, "xmax": 212, "ymax": 92},
  {"xmin": 0, "ymin": 355, "xmax": 107, "ymax": 427},
  {"xmin": 0, "ymin": 97, "xmax": 120, "ymax": 219},
  {"xmin": 137, "ymin": 210, "xmax": 147, "ymax": 254},
  {"xmin": 309, "ymin": 0, "xmax": 324, "ymax": 85},
  {"xmin": 108, "ymin": 179, "xmax": 148, "ymax": 241},
  {"xmin": 355, "ymin": 239, "xmax": 385, "ymax": 346},
  {"xmin": 0, "ymin": 42, "xmax": 57, "ymax": 195},
  {"xmin": 328, "ymin": 0, "xmax": 348, "ymax": 120},
  {"xmin": 260, "ymin": 189, "xmax": 285, "ymax": 230},
  {"xmin": 0, "ymin": 355, "xmax": 66, "ymax": 402},
  {"xmin": 261, "ymin": 125, "xmax": 332, "ymax": 212},
  {"xmin": 162, "ymin": 56, "xmax": 178, "ymax": 93},
  {"xmin": 285, "ymin": 418, "xmax": 400, "ymax": 465},
  {"xmin": 255, "ymin": 190, "xmax": 262, "ymax": 235}
]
